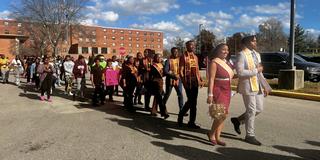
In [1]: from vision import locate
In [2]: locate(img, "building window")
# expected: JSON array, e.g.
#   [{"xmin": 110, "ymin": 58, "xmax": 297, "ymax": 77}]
[
  {"xmin": 79, "ymin": 38, "xmax": 83, "ymax": 42},
  {"xmin": 129, "ymin": 50, "xmax": 132, "ymax": 53},
  {"xmin": 104, "ymin": 36, "xmax": 107, "ymax": 39},
  {"xmin": 79, "ymin": 32, "xmax": 83, "ymax": 37},
  {"xmin": 112, "ymin": 36, "xmax": 116, "ymax": 40},
  {"xmin": 120, "ymin": 30, "xmax": 124, "ymax": 33},
  {"xmin": 143, "ymin": 44, "xmax": 147, "ymax": 48},
  {"xmin": 120, "ymin": 43, "xmax": 124, "ymax": 46},
  {"xmin": 101, "ymin": 47, "xmax": 108, "ymax": 54},
  {"xmin": 92, "ymin": 31, "xmax": 96, "ymax": 35},
  {"xmin": 158, "ymin": 33, "xmax": 161, "ymax": 36},
  {"xmin": 128, "ymin": 43, "xmax": 132, "ymax": 47},
  {"xmin": 92, "ymin": 39, "xmax": 96, "ymax": 43},
  {"xmin": 17, "ymin": 23, "xmax": 22, "ymax": 27},
  {"xmin": 136, "ymin": 31, "xmax": 139, "ymax": 35},
  {"xmin": 157, "ymin": 38, "xmax": 160, "ymax": 42},
  {"xmin": 157, "ymin": 45, "xmax": 161, "ymax": 49},
  {"xmin": 144, "ymin": 32, "xmax": 147, "ymax": 36},
  {"xmin": 150, "ymin": 33, "xmax": 154, "ymax": 36},
  {"xmin": 82, "ymin": 47, "xmax": 88, "ymax": 54},
  {"xmin": 17, "ymin": 30, "xmax": 22, "ymax": 35},
  {"xmin": 144, "ymin": 38, "xmax": 147, "ymax": 42},
  {"xmin": 63, "ymin": 48, "xmax": 67, "ymax": 52},
  {"xmin": 103, "ymin": 42, "xmax": 106, "ymax": 45},
  {"xmin": 92, "ymin": 47, "xmax": 98, "ymax": 54},
  {"xmin": 86, "ymin": 38, "xmax": 89, "ymax": 42},
  {"xmin": 113, "ymin": 49, "xmax": 116, "ymax": 53},
  {"xmin": 112, "ymin": 29, "xmax": 116, "ymax": 33},
  {"xmin": 136, "ymin": 44, "xmax": 139, "ymax": 48},
  {"xmin": 4, "ymin": 30, "xmax": 9, "ymax": 34},
  {"xmin": 128, "ymin": 31, "xmax": 132, "ymax": 34},
  {"xmin": 128, "ymin": 37, "xmax": 132, "ymax": 41},
  {"xmin": 4, "ymin": 21, "xmax": 9, "ymax": 26},
  {"xmin": 103, "ymin": 29, "xmax": 106, "ymax": 32},
  {"xmin": 136, "ymin": 37, "xmax": 139, "ymax": 41},
  {"xmin": 112, "ymin": 43, "xmax": 116, "ymax": 46},
  {"xmin": 120, "ymin": 36, "xmax": 124, "ymax": 40},
  {"xmin": 151, "ymin": 44, "xmax": 154, "ymax": 48}
]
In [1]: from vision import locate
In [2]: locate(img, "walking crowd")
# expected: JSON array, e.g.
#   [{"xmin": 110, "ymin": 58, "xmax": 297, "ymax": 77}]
[{"xmin": 0, "ymin": 35, "xmax": 271, "ymax": 147}]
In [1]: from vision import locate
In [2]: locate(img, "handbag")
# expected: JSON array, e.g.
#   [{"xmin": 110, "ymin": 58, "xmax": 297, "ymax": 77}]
[{"xmin": 208, "ymin": 103, "xmax": 226, "ymax": 120}]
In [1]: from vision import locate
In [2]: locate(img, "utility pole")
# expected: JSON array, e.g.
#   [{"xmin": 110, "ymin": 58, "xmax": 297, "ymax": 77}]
[
  {"xmin": 289, "ymin": 0, "xmax": 295, "ymax": 69},
  {"xmin": 278, "ymin": 0, "xmax": 304, "ymax": 90},
  {"xmin": 198, "ymin": 24, "xmax": 203, "ymax": 55}
]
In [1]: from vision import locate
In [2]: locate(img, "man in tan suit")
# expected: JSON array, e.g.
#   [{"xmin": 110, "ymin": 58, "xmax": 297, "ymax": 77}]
[{"xmin": 231, "ymin": 35, "xmax": 270, "ymax": 146}]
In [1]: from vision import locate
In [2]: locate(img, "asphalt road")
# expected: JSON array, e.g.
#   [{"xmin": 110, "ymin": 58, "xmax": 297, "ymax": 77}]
[{"xmin": 0, "ymin": 79, "xmax": 319, "ymax": 160}]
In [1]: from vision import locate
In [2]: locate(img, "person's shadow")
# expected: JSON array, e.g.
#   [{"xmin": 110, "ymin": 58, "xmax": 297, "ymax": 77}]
[
  {"xmin": 151, "ymin": 141, "xmax": 303, "ymax": 160},
  {"xmin": 76, "ymin": 102, "xmax": 239, "ymax": 146},
  {"xmin": 273, "ymin": 140, "xmax": 320, "ymax": 160}
]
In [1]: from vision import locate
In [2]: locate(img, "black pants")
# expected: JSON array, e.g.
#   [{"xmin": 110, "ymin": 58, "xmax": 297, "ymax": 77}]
[
  {"xmin": 106, "ymin": 85, "xmax": 114, "ymax": 100},
  {"xmin": 92, "ymin": 83, "xmax": 105, "ymax": 104},
  {"xmin": 114, "ymin": 85, "xmax": 119, "ymax": 95},
  {"xmin": 144, "ymin": 91, "xmax": 151, "ymax": 109},
  {"xmin": 124, "ymin": 83, "xmax": 136, "ymax": 110},
  {"xmin": 27, "ymin": 70, "xmax": 31, "ymax": 83},
  {"xmin": 179, "ymin": 86, "xmax": 199, "ymax": 124},
  {"xmin": 154, "ymin": 91, "xmax": 167, "ymax": 116},
  {"xmin": 134, "ymin": 83, "xmax": 142, "ymax": 103},
  {"xmin": 32, "ymin": 74, "xmax": 40, "ymax": 89}
]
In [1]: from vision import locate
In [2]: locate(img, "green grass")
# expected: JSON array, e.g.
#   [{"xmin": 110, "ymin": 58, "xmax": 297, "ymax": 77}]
[
  {"xmin": 203, "ymin": 77, "xmax": 320, "ymax": 95},
  {"xmin": 232, "ymin": 79, "xmax": 320, "ymax": 95}
]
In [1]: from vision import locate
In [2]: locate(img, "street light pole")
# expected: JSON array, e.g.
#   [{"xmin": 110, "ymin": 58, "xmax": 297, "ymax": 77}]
[
  {"xmin": 289, "ymin": 0, "xmax": 295, "ymax": 69},
  {"xmin": 198, "ymin": 24, "xmax": 203, "ymax": 55}
]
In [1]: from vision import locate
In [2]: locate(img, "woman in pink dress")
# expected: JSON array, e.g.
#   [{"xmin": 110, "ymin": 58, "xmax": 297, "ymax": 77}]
[{"xmin": 207, "ymin": 43, "xmax": 234, "ymax": 146}]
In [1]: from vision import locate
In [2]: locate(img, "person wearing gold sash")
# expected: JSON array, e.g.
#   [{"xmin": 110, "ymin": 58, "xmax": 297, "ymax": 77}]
[
  {"xmin": 120, "ymin": 55, "xmax": 138, "ymax": 112},
  {"xmin": 148, "ymin": 54, "xmax": 169, "ymax": 119},
  {"xmin": 231, "ymin": 35, "xmax": 269, "ymax": 146},
  {"xmin": 141, "ymin": 49, "xmax": 154, "ymax": 111},
  {"xmin": 207, "ymin": 43, "xmax": 235, "ymax": 146},
  {"xmin": 0, "ymin": 55, "xmax": 10, "ymax": 84},
  {"xmin": 178, "ymin": 40, "xmax": 204, "ymax": 129},
  {"xmin": 163, "ymin": 47, "xmax": 184, "ymax": 111}
]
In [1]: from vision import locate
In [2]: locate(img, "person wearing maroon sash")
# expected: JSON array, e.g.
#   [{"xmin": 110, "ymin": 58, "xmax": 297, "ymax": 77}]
[
  {"xmin": 178, "ymin": 40, "xmax": 204, "ymax": 129},
  {"xmin": 149, "ymin": 54, "xmax": 169, "ymax": 119}
]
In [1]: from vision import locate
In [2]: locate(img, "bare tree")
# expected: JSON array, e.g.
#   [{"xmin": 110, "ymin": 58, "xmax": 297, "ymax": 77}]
[
  {"xmin": 257, "ymin": 18, "xmax": 288, "ymax": 52},
  {"xmin": 11, "ymin": 0, "xmax": 88, "ymax": 57},
  {"xmin": 227, "ymin": 32, "xmax": 247, "ymax": 54},
  {"xmin": 174, "ymin": 37, "xmax": 185, "ymax": 54},
  {"xmin": 194, "ymin": 29, "xmax": 216, "ymax": 56}
]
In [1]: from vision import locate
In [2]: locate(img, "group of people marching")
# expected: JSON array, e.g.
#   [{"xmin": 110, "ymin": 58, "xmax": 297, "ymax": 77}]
[
  {"xmin": 118, "ymin": 36, "xmax": 270, "ymax": 147},
  {"xmin": 0, "ymin": 35, "xmax": 270, "ymax": 147}
]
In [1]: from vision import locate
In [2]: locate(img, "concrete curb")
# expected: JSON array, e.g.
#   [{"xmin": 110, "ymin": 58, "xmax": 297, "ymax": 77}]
[{"xmin": 231, "ymin": 86, "xmax": 320, "ymax": 102}]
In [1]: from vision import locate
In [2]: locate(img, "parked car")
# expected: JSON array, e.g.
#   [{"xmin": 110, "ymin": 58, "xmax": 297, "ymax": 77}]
[
  {"xmin": 297, "ymin": 53, "xmax": 320, "ymax": 64},
  {"xmin": 260, "ymin": 52, "xmax": 320, "ymax": 82}
]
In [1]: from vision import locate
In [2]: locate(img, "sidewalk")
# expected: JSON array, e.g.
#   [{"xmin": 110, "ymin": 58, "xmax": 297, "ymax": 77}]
[{"xmin": 200, "ymin": 70, "xmax": 320, "ymax": 102}]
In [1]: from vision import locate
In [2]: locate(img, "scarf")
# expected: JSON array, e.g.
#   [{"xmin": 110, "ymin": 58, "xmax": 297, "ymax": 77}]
[
  {"xmin": 169, "ymin": 58, "xmax": 180, "ymax": 86},
  {"xmin": 182, "ymin": 51, "xmax": 201, "ymax": 88},
  {"xmin": 243, "ymin": 49, "xmax": 259, "ymax": 92},
  {"xmin": 213, "ymin": 58, "xmax": 234, "ymax": 79}
]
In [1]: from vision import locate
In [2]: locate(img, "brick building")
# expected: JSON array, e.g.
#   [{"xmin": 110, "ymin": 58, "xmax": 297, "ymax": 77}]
[{"xmin": 0, "ymin": 19, "xmax": 164, "ymax": 59}]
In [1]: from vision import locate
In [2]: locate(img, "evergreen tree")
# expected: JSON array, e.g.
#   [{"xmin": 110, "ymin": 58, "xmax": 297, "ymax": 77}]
[{"xmin": 290, "ymin": 24, "xmax": 307, "ymax": 52}]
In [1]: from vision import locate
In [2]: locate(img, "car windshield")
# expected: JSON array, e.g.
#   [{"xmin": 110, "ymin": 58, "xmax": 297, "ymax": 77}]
[
  {"xmin": 286, "ymin": 54, "xmax": 307, "ymax": 62},
  {"xmin": 295, "ymin": 54, "xmax": 307, "ymax": 62}
]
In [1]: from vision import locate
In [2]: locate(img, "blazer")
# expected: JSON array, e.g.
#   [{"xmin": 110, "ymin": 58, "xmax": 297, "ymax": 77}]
[{"xmin": 236, "ymin": 50, "xmax": 263, "ymax": 95}]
